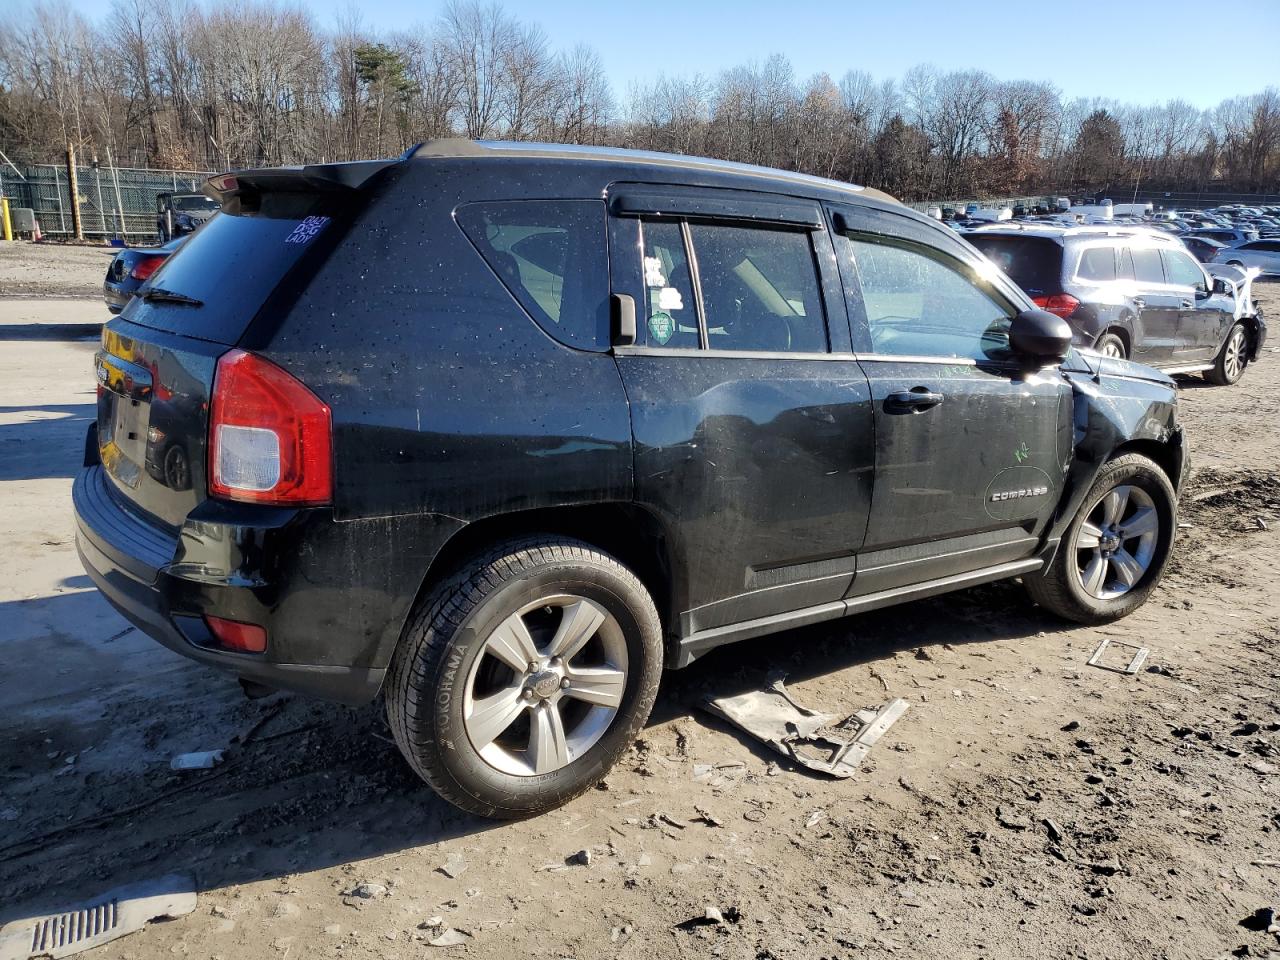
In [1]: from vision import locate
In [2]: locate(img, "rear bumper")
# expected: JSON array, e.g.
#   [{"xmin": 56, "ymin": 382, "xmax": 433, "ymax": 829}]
[
  {"xmin": 73, "ymin": 465, "xmax": 387, "ymax": 705},
  {"xmin": 103, "ymin": 280, "xmax": 134, "ymax": 313}
]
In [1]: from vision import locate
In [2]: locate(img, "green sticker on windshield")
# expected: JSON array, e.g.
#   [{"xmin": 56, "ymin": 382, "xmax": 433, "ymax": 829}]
[{"xmin": 648, "ymin": 311, "xmax": 675, "ymax": 345}]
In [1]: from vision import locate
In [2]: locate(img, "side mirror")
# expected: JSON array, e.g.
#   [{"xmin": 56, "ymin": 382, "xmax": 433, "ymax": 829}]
[
  {"xmin": 1009, "ymin": 308, "xmax": 1072, "ymax": 363},
  {"xmin": 1211, "ymin": 277, "xmax": 1232, "ymax": 296}
]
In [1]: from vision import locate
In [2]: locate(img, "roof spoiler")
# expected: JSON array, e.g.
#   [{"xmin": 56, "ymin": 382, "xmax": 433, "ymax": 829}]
[{"xmin": 203, "ymin": 147, "xmax": 416, "ymax": 205}]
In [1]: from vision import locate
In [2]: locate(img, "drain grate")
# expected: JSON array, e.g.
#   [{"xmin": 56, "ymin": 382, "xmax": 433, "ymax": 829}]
[{"xmin": 30, "ymin": 901, "xmax": 119, "ymax": 954}]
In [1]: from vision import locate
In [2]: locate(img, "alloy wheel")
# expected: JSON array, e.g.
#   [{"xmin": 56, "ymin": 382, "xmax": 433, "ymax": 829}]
[
  {"xmin": 1073, "ymin": 484, "xmax": 1159, "ymax": 601},
  {"xmin": 1223, "ymin": 327, "xmax": 1245, "ymax": 382},
  {"xmin": 1100, "ymin": 340, "xmax": 1124, "ymax": 359},
  {"xmin": 462, "ymin": 595, "xmax": 627, "ymax": 777}
]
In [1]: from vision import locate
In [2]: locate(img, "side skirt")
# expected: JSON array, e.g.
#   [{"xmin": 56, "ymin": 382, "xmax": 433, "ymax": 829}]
[{"xmin": 671, "ymin": 556, "xmax": 1046, "ymax": 668}]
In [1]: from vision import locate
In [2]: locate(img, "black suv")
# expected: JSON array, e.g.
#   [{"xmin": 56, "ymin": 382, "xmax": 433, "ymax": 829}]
[
  {"xmin": 76, "ymin": 142, "xmax": 1188, "ymax": 818},
  {"xmin": 967, "ymin": 224, "xmax": 1266, "ymax": 385},
  {"xmin": 155, "ymin": 191, "xmax": 221, "ymax": 242}
]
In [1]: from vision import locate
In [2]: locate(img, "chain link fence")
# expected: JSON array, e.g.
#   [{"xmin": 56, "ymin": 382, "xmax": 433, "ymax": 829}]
[
  {"xmin": 4, "ymin": 159, "xmax": 1278, "ymax": 239},
  {"xmin": 1, "ymin": 163, "xmax": 214, "ymax": 241}
]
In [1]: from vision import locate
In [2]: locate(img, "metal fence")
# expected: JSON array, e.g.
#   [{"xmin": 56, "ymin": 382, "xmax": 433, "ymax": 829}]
[{"xmin": 0, "ymin": 163, "xmax": 214, "ymax": 240}]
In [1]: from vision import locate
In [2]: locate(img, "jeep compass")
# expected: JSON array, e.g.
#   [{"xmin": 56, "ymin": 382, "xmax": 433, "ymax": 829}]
[{"xmin": 75, "ymin": 141, "xmax": 1188, "ymax": 817}]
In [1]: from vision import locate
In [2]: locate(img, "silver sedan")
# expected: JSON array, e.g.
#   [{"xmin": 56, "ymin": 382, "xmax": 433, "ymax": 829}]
[{"xmin": 1212, "ymin": 239, "xmax": 1280, "ymax": 277}]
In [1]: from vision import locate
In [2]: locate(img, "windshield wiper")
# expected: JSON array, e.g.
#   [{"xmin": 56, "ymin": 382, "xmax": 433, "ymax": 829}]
[{"xmin": 139, "ymin": 287, "xmax": 203, "ymax": 307}]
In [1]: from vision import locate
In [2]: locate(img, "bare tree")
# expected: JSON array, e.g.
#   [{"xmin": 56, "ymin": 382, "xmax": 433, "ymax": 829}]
[{"xmin": 1, "ymin": 0, "xmax": 1277, "ymax": 203}]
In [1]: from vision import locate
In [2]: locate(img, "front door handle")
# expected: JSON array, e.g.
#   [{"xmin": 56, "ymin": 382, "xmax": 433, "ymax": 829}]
[
  {"xmin": 885, "ymin": 388, "xmax": 944, "ymax": 413},
  {"xmin": 1180, "ymin": 299, "xmax": 1193, "ymax": 309},
  {"xmin": 1132, "ymin": 297, "xmax": 1146, "ymax": 310}
]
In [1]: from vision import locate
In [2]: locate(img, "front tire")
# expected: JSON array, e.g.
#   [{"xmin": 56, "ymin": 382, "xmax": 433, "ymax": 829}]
[
  {"xmin": 1204, "ymin": 322, "xmax": 1248, "ymax": 386},
  {"xmin": 386, "ymin": 537, "xmax": 662, "ymax": 818},
  {"xmin": 1025, "ymin": 453, "xmax": 1176, "ymax": 624}
]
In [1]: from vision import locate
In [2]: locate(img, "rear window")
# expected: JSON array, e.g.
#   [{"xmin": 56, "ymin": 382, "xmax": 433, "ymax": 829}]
[
  {"xmin": 124, "ymin": 193, "xmax": 344, "ymax": 345},
  {"xmin": 171, "ymin": 195, "xmax": 220, "ymax": 213},
  {"xmin": 965, "ymin": 235, "xmax": 1063, "ymax": 296},
  {"xmin": 456, "ymin": 200, "xmax": 610, "ymax": 351}
]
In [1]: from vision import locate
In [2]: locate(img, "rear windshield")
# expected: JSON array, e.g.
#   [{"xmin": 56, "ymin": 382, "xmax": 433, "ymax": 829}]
[
  {"xmin": 123, "ymin": 193, "xmax": 344, "ymax": 345},
  {"xmin": 171, "ymin": 195, "xmax": 220, "ymax": 213},
  {"xmin": 966, "ymin": 235, "xmax": 1063, "ymax": 296}
]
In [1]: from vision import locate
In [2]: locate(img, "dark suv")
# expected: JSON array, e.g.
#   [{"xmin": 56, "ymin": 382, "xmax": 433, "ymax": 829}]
[
  {"xmin": 76, "ymin": 142, "xmax": 1189, "ymax": 818},
  {"xmin": 155, "ymin": 191, "xmax": 221, "ymax": 242},
  {"xmin": 966, "ymin": 224, "xmax": 1266, "ymax": 385}
]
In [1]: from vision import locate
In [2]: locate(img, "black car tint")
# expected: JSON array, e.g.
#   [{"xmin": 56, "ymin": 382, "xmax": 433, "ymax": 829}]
[
  {"xmin": 965, "ymin": 235, "xmax": 1063, "ymax": 296},
  {"xmin": 638, "ymin": 220, "xmax": 700, "ymax": 349},
  {"xmin": 687, "ymin": 223, "xmax": 827, "ymax": 353},
  {"xmin": 123, "ymin": 194, "xmax": 347, "ymax": 345},
  {"xmin": 456, "ymin": 200, "xmax": 610, "ymax": 351}
]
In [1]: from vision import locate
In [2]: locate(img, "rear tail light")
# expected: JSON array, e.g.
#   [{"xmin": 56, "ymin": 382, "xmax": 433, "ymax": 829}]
[
  {"xmin": 209, "ymin": 349, "xmax": 332, "ymax": 505},
  {"xmin": 1032, "ymin": 294, "xmax": 1081, "ymax": 319},
  {"xmin": 130, "ymin": 256, "xmax": 165, "ymax": 281},
  {"xmin": 204, "ymin": 615, "xmax": 267, "ymax": 653}
]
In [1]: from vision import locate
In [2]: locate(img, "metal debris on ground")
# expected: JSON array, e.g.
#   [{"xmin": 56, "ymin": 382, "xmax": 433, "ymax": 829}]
[
  {"xmin": 1086, "ymin": 638, "xmax": 1149, "ymax": 675},
  {"xmin": 0, "ymin": 874, "xmax": 196, "ymax": 960},
  {"xmin": 702, "ymin": 675, "xmax": 910, "ymax": 779},
  {"xmin": 169, "ymin": 750, "xmax": 224, "ymax": 771}
]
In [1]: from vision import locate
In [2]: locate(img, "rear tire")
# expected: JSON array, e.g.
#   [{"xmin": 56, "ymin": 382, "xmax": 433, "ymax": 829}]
[
  {"xmin": 386, "ymin": 536, "xmax": 663, "ymax": 819},
  {"xmin": 1204, "ymin": 322, "xmax": 1248, "ymax": 386},
  {"xmin": 1095, "ymin": 331, "xmax": 1126, "ymax": 359},
  {"xmin": 1025, "ymin": 453, "xmax": 1176, "ymax": 624}
]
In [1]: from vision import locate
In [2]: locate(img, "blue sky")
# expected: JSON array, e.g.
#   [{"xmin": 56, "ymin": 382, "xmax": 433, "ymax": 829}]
[{"xmin": 76, "ymin": 0, "xmax": 1280, "ymax": 109}]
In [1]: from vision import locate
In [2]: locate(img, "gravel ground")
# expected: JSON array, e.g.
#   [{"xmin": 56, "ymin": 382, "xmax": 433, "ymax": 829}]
[
  {"xmin": 0, "ymin": 240, "xmax": 121, "ymax": 298},
  {"xmin": 0, "ymin": 263, "xmax": 1277, "ymax": 960}
]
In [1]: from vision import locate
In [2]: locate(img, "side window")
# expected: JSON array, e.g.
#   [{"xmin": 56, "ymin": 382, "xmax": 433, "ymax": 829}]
[
  {"xmin": 843, "ymin": 236, "xmax": 1014, "ymax": 361},
  {"xmin": 639, "ymin": 220, "xmax": 700, "ymax": 349},
  {"xmin": 1117, "ymin": 246, "xmax": 1136, "ymax": 281},
  {"xmin": 1130, "ymin": 247, "xmax": 1165, "ymax": 284},
  {"xmin": 687, "ymin": 223, "xmax": 827, "ymax": 353},
  {"xmin": 1161, "ymin": 249, "xmax": 1206, "ymax": 291},
  {"xmin": 456, "ymin": 200, "xmax": 610, "ymax": 351},
  {"xmin": 1077, "ymin": 246, "xmax": 1117, "ymax": 282}
]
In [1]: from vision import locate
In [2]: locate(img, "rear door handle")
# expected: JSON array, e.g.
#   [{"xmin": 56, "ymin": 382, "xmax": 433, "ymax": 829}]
[{"xmin": 885, "ymin": 388, "xmax": 944, "ymax": 413}]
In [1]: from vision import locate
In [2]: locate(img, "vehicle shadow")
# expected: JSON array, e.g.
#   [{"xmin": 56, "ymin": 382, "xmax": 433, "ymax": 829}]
[
  {"xmin": 0, "ymin": 403, "xmax": 95, "ymax": 480},
  {"xmin": 0, "ymin": 578, "xmax": 1069, "ymax": 921}
]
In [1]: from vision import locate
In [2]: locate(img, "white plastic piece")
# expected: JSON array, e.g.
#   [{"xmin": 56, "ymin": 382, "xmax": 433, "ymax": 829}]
[
  {"xmin": 0, "ymin": 874, "xmax": 196, "ymax": 960},
  {"xmin": 170, "ymin": 750, "xmax": 224, "ymax": 771}
]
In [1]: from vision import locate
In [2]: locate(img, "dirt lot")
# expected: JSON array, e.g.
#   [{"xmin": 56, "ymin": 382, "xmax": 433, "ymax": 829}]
[
  {"xmin": 1, "ymin": 250, "xmax": 1277, "ymax": 960},
  {"xmin": 0, "ymin": 241, "xmax": 120, "ymax": 298}
]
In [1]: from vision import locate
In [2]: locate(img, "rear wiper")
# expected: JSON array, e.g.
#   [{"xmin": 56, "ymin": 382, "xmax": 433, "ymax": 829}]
[{"xmin": 139, "ymin": 287, "xmax": 203, "ymax": 307}]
